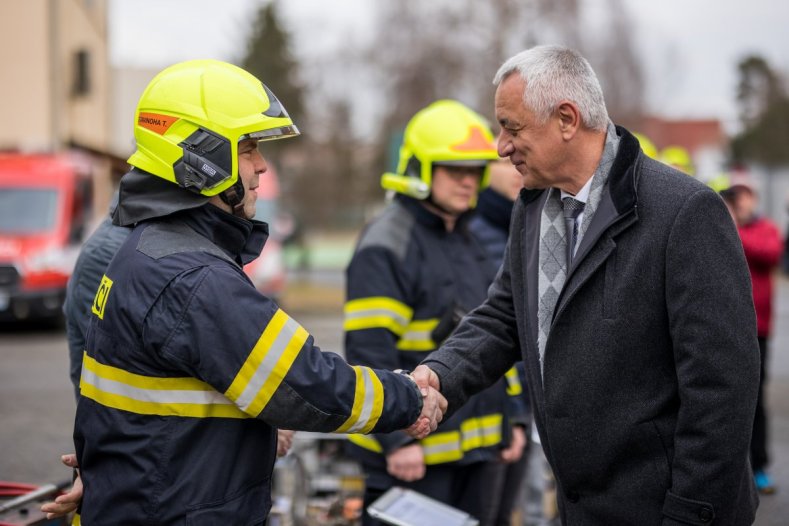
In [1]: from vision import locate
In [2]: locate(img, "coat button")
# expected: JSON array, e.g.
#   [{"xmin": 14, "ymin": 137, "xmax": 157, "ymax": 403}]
[
  {"xmin": 698, "ymin": 507, "xmax": 713, "ymax": 522},
  {"xmin": 566, "ymin": 490, "xmax": 579, "ymax": 503}
]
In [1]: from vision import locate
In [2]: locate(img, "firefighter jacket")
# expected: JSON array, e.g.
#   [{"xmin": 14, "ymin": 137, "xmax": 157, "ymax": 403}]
[
  {"xmin": 74, "ymin": 204, "xmax": 423, "ymax": 525},
  {"xmin": 344, "ymin": 194, "xmax": 521, "ymax": 472}
]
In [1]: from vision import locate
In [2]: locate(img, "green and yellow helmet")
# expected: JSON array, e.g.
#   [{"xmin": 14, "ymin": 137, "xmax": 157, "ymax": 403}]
[
  {"xmin": 660, "ymin": 145, "xmax": 695, "ymax": 176},
  {"xmin": 381, "ymin": 100, "xmax": 498, "ymax": 200},
  {"xmin": 127, "ymin": 59, "xmax": 299, "ymax": 198},
  {"xmin": 632, "ymin": 132, "xmax": 658, "ymax": 159}
]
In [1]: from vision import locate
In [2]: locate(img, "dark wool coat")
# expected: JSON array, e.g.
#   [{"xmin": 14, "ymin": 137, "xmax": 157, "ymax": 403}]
[{"xmin": 423, "ymin": 127, "xmax": 760, "ymax": 525}]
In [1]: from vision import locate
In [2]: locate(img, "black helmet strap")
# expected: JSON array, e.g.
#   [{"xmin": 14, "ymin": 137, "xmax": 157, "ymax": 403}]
[{"xmin": 220, "ymin": 179, "xmax": 247, "ymax": 217}]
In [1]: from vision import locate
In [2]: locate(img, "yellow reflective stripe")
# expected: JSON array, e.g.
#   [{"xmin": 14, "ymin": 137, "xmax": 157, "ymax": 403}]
[
  {"xmin": 225, "ymin": 309, "xmax": 309, "ymax": 417},
  {"xmin": 72, "ymin": 513, "xmax": 81, "ymax": 526},
  {"xmin": 461, "ymin": 414, "xmax": 503, "ymax": 450},
  {"xmin": 505, "ymin": 367, "xmax": 522, "ymax": 396},
  {"xmin": 347, "ymin": 433, "xmax": 384, "ymax": 453},
  {"xmin": 349, "ymin": 413, "xmax": 504, "ymax": 464},
  {"xmin": 343, "ymin": 297, "xmax": 413, "ymax": 335},
  {"xmin": 334, "ymin": 366, "xmax": 384, "ymax": 434},
  {"xmin": 422, "ymin": 431, "xmax": 463, "ymax": 464},
  {"xmin": 396, "ymin": 318, "xmax": 439, "ymax": 351},
  {"xmin": 79, "ymin": 353, "xmax": 247, "ymax": 419}
]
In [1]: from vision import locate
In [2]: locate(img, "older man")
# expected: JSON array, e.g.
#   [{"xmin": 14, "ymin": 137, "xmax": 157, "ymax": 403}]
[{"xmin": 415, "ymin": 45, "xmax": 760, "ymax": 525}]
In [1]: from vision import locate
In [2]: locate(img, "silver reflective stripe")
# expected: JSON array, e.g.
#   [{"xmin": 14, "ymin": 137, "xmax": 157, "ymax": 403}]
[
  {"xmin": 348, "ymin": 367, "xmax": 376, "ymax": 433},
  {"xmin": 81, "ymin": 367, "xmax": 233, "ymax": 405},
  {"xmin": 236, "ymin": 315, "xmax": 301, "ymax": 412}
]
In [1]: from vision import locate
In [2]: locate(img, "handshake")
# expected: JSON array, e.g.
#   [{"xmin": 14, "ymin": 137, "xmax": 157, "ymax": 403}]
[{"xmin": 403, "ymin": 365, "xmax": 447, "ymax": 439}]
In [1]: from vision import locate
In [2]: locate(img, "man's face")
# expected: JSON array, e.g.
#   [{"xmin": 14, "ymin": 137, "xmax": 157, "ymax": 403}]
[
  {"xmin": 726, "ymin": 186, "xmax": 757, "ymax": 225},
  {"xmin": 431, "ymin": 165, "xmax": 483, "ymax": 215},
  {"xmin": 495, "ymin": 74, "xmax": 565, "ymax": 190},
  {"xmin": 236, "ymin": 139, "xmax": 267, "ymax": 220}
]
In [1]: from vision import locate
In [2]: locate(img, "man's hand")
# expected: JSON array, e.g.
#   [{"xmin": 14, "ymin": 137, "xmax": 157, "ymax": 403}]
[
  {"xmin": 500, "ymin": 425, "xmax": 527, "ymax": 463},
  {"xmin": 40, "ymin": 454, "xmax": 82, "ymax": 519},
  {"xmin": 277, "ymin": 429, "xmax": 295, "ymax": 457},
  {"xmin": 412, "ymin": 364, "xmax": 441, "ymax": 392},
  {"xmin": 386, "ymin": 444, "xmax": 426, "ymax": 482},
  {"xmin": 404, "ymin": 367, "xmax": 447, "ymax": 439}
]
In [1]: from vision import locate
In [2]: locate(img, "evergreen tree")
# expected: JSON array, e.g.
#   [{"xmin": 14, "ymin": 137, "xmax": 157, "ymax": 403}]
[
  {"xmin": 241, "ymin": 1, "xmax": 305, "ymax": 165},
  {"xmin": 731, "ymin": 55, "xmax": 789, "ymax": 166}
]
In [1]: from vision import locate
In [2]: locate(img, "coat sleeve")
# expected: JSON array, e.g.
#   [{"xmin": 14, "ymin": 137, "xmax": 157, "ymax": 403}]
[
  {"xmin": 143, "ymin": 263, "xmax": 423, "ymax": 435},
  {"xmin": 422, "ymin": 237, "xmax": 522, "ymax": 420},
  {"xmin": 662, "ymin": 188, "xmax": 760, "ymax": 523},
  {"xmin": 344, "ymin": 244, "xmax": 420, "ymax": 453}
]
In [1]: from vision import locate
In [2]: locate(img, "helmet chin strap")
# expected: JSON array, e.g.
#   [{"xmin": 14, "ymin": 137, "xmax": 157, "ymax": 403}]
[{"xmin": 219, "ymin": 180, "xmax": 247, "ymax": 217}]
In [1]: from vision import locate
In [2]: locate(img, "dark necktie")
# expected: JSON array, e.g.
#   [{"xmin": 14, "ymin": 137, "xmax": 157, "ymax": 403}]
[{"xmin": 562, "ymin": 197, "xmax": 585, "ymax": 265}]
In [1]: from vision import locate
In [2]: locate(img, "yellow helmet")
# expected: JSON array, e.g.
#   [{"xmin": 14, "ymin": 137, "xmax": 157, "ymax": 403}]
[
  {"xmin": 381, "ymin": 100, "xmax": 498, "ymax": 199},
  {"xmin": 660, "ymin": 145, "xmax": 694, "ymax": 175},
  {"xmin": 632, "ymin": 132, "xmax": 658, "ymax": 159},
  {"xmin": 706, "ymin": 173, "xmax": 731, "ymax": 194},
  {"xmin": 127, "ymin": 59, "xmax": 299, "ymax": 198}
]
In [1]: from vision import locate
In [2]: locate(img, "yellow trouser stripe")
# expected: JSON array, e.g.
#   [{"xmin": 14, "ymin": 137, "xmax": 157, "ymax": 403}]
[
  {"xmin": 396, "ymin": 318, "xmax": 440, "ymax": 351},
  {"xmin": 343, "ymin": 297, "xmax": 413, "ymax": 335},
  {"xmin": 79, "ymin": 353, "xmax": 247, "ymax": 419},
  {"xmin": 505, "ymin": 367, "xmax": 522, "ymax": 396},
  {"xmin": 334, "ymin": 366, "xmax": 384, "ymax": 434},
  {"xmin": 347, "ymin": 433, "xmax": 384, "ymax": 453},
  {"xmin": 349, "ymin": 413, "xmax": 504, "ymax": 464},
  {"xmin": 225, "ymin": 309, "xmax": 309, "ymax": 417}
]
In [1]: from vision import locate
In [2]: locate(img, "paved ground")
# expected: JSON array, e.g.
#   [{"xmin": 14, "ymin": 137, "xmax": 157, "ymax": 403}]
[{"xmin": 1, "ymin": 271, "xmax": 789, "ymax": 524}]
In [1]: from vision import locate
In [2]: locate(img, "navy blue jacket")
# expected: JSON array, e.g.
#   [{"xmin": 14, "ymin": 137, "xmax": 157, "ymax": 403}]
[
  {"xmin": 344, "ymin": 195, "xmax": 516, "ymax": 474},
  {"xmin": 74, "ymin": 204, "xmax": 423, "ymax": 525}
]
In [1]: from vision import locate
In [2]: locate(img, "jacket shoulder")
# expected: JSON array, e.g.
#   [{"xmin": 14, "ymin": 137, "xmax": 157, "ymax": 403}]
[{"xmin": 356, "ymin": 201, "xmax": 415, "ymax": 263}]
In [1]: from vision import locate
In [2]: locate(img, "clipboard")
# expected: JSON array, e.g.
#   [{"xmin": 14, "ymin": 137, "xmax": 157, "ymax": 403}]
[{"xmin": 367, "ymin": 486, "xmax": 479, "ymax": 526}]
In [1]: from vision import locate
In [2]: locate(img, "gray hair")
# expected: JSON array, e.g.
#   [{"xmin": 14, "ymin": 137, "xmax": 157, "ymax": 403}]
[{"xmin": 493, "ymin": 45, "xmax": 609, "ymax": 132}]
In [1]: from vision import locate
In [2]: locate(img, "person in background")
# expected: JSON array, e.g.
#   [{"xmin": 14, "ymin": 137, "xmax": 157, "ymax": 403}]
[
  {"xmin": 720, "ymin": 171, "xmax": 783, "ymax": 495},
  {"xmin": 344, "ymin": 99, "xmax": 521, "ymax": 526},
  {"xmin": 47, "ymin": 59, "xmax": 445, "ymax": 525},
  {"xmin": 415, "ymin": 44, "xmax": 760, "ymax": 525},
  {"xmin": 468, "ymin": 155, "xmax": 533, "ymax": 525},
  {"xmin": 659, "ymin": 145, "xmax": 695, "ymax": 176},
  {"xmin": 63, "ymin": 193, "xmax": 131, "ymax": 401}
]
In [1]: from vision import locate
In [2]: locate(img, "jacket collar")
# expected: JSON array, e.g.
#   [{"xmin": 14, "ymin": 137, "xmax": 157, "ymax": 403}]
[
  {"xmin": 476, "ymin": 188, "xmax": 514, "ymax": 233},
  {"xmin": 395, "ymin": 194, "xmax": 474, "ymax": 233},
  {"xmin": 174, "ymin": 204, "xmax": 269, "ymax": 266}
]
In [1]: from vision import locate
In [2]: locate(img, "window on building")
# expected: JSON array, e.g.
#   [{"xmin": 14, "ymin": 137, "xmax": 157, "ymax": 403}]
[{"xmin": 73, "ymin": 49, "xmax": 91, "ymax": 97}]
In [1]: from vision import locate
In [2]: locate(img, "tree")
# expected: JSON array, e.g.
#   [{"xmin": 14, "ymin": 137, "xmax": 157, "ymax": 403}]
[
  {"xmin": 731, "ymin": 55, "xmax": 789, "ymax": 166},
  {"xmin": 241, "ymin": 1, "xmax": 305, "ymax": 168}
]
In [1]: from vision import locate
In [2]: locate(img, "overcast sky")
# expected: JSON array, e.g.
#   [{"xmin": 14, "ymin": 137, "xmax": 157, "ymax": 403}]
[{"xmin": 109, "ymin": 0, "xmax": 789, "ymax": 133}]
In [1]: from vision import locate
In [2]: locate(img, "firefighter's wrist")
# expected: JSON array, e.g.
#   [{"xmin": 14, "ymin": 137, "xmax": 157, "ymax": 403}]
[{"xmin": 394, "ymin": 369, "xmax": 424, "ymax": 413}]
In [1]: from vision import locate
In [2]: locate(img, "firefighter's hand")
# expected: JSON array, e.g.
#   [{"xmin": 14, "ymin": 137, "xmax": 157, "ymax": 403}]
[
  {"xmin": 500, "ymin": 425, "xmax": 527, "ymax": 463},
  {"xmin": 277, "ymin": 429, "xmax": 295, "ymax": 457},
  {"xmin": 386, "ymin": 444, "xmax": 426, "ymax": 482},
  {"xmin": 405, "ymin": 382, "xmax": 446, "ymax": 439},
  {"xmin": 41, "ymin": 454, "xmax": 82, "ymax": 519}
]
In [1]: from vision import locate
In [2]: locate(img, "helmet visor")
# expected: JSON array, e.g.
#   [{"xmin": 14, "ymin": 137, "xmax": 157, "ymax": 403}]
[{"xmin": 243, "ymin": 125, "xmax": 300, "ymax": 142}]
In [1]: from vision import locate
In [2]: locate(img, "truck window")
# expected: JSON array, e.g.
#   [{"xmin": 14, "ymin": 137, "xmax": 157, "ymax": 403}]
[{"xmin": 0, "ymin": 189, "xmax": 59, "ymax": 233}]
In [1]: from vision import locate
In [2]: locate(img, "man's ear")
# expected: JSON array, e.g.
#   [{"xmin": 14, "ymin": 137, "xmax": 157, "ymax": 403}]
[{"xmin": 557, "ymin": 100, "xmax": 580, "ymax": 140}]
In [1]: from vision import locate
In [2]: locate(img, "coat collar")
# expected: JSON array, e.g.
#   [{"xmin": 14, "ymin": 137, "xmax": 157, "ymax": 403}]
[
  {"xmin": 395, "ymin": 194, "xmax": 474, "ymax": 233},
  {"xmin": 174, "ymin": 204, "xmax": 269, "ymax": 266}
]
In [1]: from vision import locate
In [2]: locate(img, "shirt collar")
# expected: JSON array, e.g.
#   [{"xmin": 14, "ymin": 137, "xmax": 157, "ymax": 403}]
[{"xmin": 560, "ymin": 176, "xmax": 593, "ymax": 204}]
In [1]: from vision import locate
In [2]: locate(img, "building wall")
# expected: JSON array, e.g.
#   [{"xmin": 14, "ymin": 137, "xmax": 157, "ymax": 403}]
[
  {"xmin": 0, "ymin": 0, "xmax": 52, "ymax": 150},
  {"xmin": 0, "ymin": 0, "xmax": 109, "ymax": 153}
]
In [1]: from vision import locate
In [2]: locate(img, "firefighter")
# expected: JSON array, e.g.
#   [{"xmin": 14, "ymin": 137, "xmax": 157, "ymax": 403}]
[
  {"xmin": 345, "ymin": 100, "xmax": 523, "ymax": 525},
  {"xmin": 65, "ymin": 60, "xmax": 445, "ymax": 525},
  {"xmin": 660, "ymin": 145, "xmax": 695, "ymax": 175}
]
